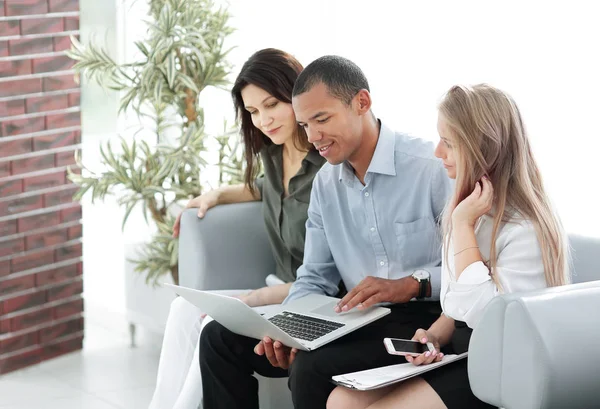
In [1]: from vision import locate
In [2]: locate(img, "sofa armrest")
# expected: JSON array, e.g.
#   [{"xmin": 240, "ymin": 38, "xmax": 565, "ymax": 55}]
[
  {"xmin": 468, "ymin": 281, "xmax": 600, "ymax": 409},
  {"xmin": 178, "ymin": 202, "xmax": 276, "ymax": 291}
]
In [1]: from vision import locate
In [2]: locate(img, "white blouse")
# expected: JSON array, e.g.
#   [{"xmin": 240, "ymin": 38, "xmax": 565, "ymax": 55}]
[{"xmin": 440, "ymin": 215, "xmax": 548, "ymax": 329}]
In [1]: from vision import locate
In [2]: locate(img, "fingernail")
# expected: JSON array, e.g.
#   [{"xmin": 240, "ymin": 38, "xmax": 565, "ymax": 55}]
[
  {"xmin": 357, "ymin": 303, "xmax": 364, "ymax": 309},
  {"xmin": 264, "ymin": 337, "xmax": 270, "ymax": 343},
  {"xmin": 425, "ymin": 351, "xmax": 431, "ymax": 357},
  {"xmin": 421, "ymin": 337, "xmax": 427, "ymax": 343},
  {"xmin": 439, "ymin": 353, "xmax": 444, "ymax": 358},
  {"xmin": 334, "ymin": 306, "xmax": 340, "ymax": 313},
  {"xmin": 342, "ymin": 305, "xmax": 348, "ymax": 312}
]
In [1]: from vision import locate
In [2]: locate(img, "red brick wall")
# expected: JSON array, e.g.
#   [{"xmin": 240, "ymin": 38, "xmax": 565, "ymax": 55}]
[{"xmin": 0, "ymin": 0, "xmax": 82, "ymax": 374}]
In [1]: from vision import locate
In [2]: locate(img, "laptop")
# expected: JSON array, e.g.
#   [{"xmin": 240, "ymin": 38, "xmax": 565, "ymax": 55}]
[{"xmin": 164, "ymin": 283, "xmax": 390, "ymax": 351}]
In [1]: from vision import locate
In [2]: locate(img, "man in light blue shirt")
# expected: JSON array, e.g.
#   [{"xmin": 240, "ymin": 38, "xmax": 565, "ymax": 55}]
[
  {"xmin": 285, "ymin": 120, "xmax": 448, "ymax": 304},
  {"xmin": 200, "ymin": 56, "xmax": 451, "ymax": 409}
]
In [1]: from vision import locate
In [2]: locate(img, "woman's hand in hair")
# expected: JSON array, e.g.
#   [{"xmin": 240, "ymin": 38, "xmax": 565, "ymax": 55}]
[
  {"xmin": 172, "ymin": 190, "xmax": 221, "ymax": 238},
  {"xmin": 451, "ymin": 176, "xmax": 494, "ymax": 228}
]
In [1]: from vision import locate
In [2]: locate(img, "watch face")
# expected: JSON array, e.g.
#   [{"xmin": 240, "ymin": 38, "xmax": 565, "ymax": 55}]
[{"xmin": 413, "ymin": 270, "xmax": 430, "ymax": 280}]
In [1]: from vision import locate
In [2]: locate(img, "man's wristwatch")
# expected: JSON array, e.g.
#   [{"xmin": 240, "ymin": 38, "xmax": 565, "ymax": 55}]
[{"xmin": 411, "ymin": 269, "xmax": 431, "ymax": 299}]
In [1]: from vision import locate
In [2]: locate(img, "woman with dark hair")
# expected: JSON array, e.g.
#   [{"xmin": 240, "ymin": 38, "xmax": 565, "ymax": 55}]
[{"xmin": 148, "ymin": 49, "xmax": 325, "ymax": 409}]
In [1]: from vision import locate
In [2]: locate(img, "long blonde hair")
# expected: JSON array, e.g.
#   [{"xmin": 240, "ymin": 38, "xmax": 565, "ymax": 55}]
[{"xmin": 439, "ymin": 84, "xmax": 569, "ymax": 288}]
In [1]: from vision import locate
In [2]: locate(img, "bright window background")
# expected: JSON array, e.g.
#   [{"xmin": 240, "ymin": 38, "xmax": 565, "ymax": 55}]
[
  {"xmin": 220, "ymin": 0, "xmax": 600, "ymax": 237},
  {"xmin": 83, "ymin": 0, "xmax": 600, "ymax": 314}
]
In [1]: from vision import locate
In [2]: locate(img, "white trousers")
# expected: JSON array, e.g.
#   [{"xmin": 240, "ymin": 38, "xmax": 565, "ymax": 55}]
[
  {"xmin": 148, "ymin": 289, "xmax": 248, "ymax": 409},
  {"xmin": 148, "ymin": 283, "xmax": 284, "ymax": 409}
]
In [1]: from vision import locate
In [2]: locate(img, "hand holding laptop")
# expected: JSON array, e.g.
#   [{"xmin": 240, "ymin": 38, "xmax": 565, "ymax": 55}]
[{"xmin": 254, "ymin": 337, "xmax": 298, "ymax": 369}]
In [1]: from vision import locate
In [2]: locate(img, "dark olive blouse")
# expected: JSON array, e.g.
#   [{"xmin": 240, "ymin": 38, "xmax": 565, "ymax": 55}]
[{"xmin": 255, "ymin": 145, "xmax": 325, "ymax": 283}]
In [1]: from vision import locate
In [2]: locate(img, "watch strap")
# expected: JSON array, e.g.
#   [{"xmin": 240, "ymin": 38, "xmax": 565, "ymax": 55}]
[{"xmin": 417, "ymin": 278, "xmax": 427, "ymax": 299}]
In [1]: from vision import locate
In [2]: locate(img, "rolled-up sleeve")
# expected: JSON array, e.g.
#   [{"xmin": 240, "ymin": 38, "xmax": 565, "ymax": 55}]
[
  {"xmin": 443, "ymin": 222, "xmax": 547, "ymax": 328},
  {"xmin": 284, "ymin": 176, "xmax": 341, "ymax": 304}
]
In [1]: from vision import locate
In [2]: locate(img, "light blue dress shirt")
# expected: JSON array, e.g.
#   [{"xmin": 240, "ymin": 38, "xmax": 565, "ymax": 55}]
[{"xmin": 284, "ymin": 121, "xmax": 452, "ymax": 304}]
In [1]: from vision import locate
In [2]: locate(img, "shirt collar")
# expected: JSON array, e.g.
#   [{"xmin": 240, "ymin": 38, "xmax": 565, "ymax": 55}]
[
  {"xmin": 305, "ymin": 148, "xmax": 326, "ymax": 166},
  {"xmin": 265, "ymin": 144, "xmax": 324, "ymax": 167},
  {"xmin": 338, "ymin": 120, "xmax": 397, "ymax": 184}
]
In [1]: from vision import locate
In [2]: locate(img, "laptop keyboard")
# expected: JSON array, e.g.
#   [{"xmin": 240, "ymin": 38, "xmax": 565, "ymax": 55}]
[{"xmin": 268, "ymin": 311, "xmax": 345, "ymax": 342}]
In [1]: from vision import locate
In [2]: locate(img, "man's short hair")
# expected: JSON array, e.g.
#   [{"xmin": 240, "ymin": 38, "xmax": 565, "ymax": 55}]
[{"xmin": 292, "ymin": 55, "xmax": 370, "ymax": 105}]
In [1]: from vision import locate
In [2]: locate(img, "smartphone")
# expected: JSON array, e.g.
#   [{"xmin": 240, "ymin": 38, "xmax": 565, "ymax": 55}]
[{"xmin": 383, "ymin": 337, "xmax": 435, "ymax": 357}]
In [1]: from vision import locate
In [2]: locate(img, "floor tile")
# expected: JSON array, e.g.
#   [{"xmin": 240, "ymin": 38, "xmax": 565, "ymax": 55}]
[
  {"xmin": 0, "ymin": 311, "xmax": 161, "ymax": 408},
  {"xmin": 0, "ymin": 366, "xmax": 84, "ymax": 406},
  {"xmin": 35, "ymin": 345, "xmax": 159, "ymax": 393},
  {"xmin": 0, "ymin": 393, "xmax": 121, "ymax": 409},
  {"xmin": 100, "ymin": 385, "xmax": 156, "ymax": 409}
]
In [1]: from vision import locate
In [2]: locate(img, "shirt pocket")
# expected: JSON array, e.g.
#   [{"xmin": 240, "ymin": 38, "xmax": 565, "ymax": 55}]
[{"xmin": 394, "ymin": 218, "xmax": 440, "ymax": 270}]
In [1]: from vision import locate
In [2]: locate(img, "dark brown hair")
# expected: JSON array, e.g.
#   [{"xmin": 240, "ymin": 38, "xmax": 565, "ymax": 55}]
[{"xmin": 232, "ymin": 48, "xmax": 313, "ymax": 193}]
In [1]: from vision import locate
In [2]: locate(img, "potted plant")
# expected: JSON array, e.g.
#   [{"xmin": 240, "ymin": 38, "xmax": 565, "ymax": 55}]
[{"xmin": 67, "ymin": 0, "xmax": 244, "ymax": 288}]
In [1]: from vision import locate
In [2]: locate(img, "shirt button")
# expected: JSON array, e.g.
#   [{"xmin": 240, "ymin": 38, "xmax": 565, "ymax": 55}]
[
  {"xmin": 370, "ymin": 227, "xmax": 376, "ymax": 232},
  {"xmin": 364, "ymin": 192, "xmax": 370, "ymax": 197},
  {"xmin": 380, "ymin": 261, "xmax": 385, "ymax": 266}
]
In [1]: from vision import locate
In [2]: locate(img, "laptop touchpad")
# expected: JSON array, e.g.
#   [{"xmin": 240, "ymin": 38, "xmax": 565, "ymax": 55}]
[{"xmin": 310, "ymin": 302, "xmax": 354, "ymax": 318}]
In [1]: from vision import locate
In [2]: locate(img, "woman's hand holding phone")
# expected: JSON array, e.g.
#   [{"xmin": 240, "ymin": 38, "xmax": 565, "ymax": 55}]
[{"xmin": 405, "ymin": 328, "xmax": 444, "ymax": 366}]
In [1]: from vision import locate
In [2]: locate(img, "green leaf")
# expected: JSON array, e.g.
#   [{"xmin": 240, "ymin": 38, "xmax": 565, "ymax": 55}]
[
  {"xmin": 122, "ymin": 200, "xmax": 137, "ymax": 231},
  {"xmin": 134, "ymin": 41, "xmax": 150, "ymax": 57},
  {"xmin": 153, "ymin": 76, "xmax": 164, "ymax": 102},
  {"xmin": 176, "ymin": 72, "xmax": 199, "ymax": 93},
  {"xmin": 166, "ymin": 51, "xmax": 177, "ymax": 89}
]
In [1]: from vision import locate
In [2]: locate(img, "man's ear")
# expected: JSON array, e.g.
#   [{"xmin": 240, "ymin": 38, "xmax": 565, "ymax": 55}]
[{"xmin": 354, "ymin": 89, "xmax": 372, "ymax": 114}]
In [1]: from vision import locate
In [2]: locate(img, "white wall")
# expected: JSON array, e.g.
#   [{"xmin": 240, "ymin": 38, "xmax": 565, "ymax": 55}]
[
  {"xmin": 79, "ymin": 0, "xmax": 124, "ymax": 314},
  {"xmin": 216, "ymin": 0, "xmax": 600, "ymax": 236}
]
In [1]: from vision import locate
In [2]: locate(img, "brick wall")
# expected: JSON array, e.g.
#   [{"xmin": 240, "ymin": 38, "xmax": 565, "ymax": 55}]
[{"xmin": 0, "ymin": 0, "xmax": 83, "ymax": 375}]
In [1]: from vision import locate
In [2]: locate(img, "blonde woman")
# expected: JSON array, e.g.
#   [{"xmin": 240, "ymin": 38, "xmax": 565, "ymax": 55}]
[{"xmin": 326, "ymin": 84, "xmax": 570, "ymax": 409}]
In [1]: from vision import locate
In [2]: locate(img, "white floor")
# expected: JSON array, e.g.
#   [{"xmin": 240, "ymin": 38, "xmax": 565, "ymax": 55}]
[{"xmin": 0, "ymin": 304, "xmax": 163, "ymax": 409}]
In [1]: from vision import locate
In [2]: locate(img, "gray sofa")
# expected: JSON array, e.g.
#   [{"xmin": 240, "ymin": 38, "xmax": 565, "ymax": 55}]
[{"xmin": 179, "ymin": 203, "xmax": 600, "ymax": 409}]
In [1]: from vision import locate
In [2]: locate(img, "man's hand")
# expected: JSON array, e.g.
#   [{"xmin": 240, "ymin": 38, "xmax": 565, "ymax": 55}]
[
  {"xmin": 335, "ymin": 276, "xmax": 419, "ymax": 313},
  {"xmin": 254, "ymin": 337, "xmax": 298, "ymax": 369}
]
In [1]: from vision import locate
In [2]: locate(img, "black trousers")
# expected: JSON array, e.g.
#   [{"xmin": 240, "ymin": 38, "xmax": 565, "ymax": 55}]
[{"xmin": 199, "ymin": 302, "xmax": 441, "ymax": 409}]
